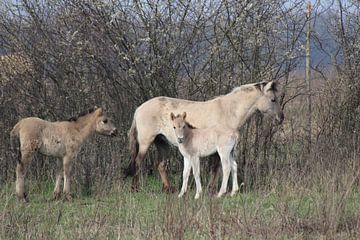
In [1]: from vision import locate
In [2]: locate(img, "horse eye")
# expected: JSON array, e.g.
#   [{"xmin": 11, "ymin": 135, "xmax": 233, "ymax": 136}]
[
  {"xmin": 103, "ymin": 119, "xmax": 108, "ymax": 124},
  {"xmin": 271, "ymin": 99, "xmax": 276, "ymax": 102},
  {"xmin": 173, "ymin": 127, "xmax": 176, "ymax": 129},
  {"xmin": 183, "ymin": 126, "xmax": 185, "ymax": 129}
]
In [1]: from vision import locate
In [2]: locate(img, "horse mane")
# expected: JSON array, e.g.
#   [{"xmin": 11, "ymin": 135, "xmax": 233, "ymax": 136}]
[
  {"xmin": 67, "ymin": 107, "xmax": 97, "ymax": 122},
  {"xmin": 186, "ymin": 121, "xmax": 197, "ymax": 129},
  {"xmin": 229, "ymin": 84, "xmax": 258, "ymax": 94},
  {"xmin": 230, "ymin": 81, "xmax": 278, "ymax": 94}
]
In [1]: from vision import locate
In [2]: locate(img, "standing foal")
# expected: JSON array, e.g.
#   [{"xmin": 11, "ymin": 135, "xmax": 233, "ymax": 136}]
[
  {"xmin": 171, "ymin": 112, "xmax": 239, "ymax": 199},
  {"xmin": 10, "ymin": 107, "xmax": 117, "ymax": 202}
]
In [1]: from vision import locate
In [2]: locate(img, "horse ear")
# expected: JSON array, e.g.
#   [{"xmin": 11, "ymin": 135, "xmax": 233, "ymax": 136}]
[
  {"xmin": 170, "ymin": 112, "xmax": 175, "ymax": 120},
  {"xmin": 96, "ymin": 107, "xmax": 103, "ymax": 116},
  {"xmin": 271, "ymin": 81, "xmax": 278, "ymax": 92},
  {"xmin": 182, "ymin": 112, "xmax": 187, "ymax": 119},
  {"xmin": 264, "ymin": 81, "xmax": 278, "ymax": 92}
]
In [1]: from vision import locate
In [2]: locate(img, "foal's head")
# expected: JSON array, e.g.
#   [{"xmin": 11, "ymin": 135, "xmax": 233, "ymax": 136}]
[
  {"xmin": 170, "ymin": 112, "xmax": 188, "ymax": 144},
  {"xmin": 254, "ymin": 81, "xmax": 284, "ymax": 124},
  {"xmin": 94, "ymin": 107, "xmax": 118, "ymax": 137}
]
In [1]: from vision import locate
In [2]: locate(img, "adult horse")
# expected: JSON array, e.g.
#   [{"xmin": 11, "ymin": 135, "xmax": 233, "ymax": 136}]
[
  {"xmin": 10, "ymin": 107, "xmax": 118, "ymax": 202},
  {"xmin": 124, "ymin": 81, "xmax": 284, "ymax": 192}
]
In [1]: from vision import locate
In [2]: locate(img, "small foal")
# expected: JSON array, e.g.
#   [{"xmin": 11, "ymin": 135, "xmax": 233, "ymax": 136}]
[
  {"xmin": 171, "ymin": 112, "xmax": 239, "ymax": 199},
  {"xmin": 10, "ymin": 107, "xmax": 117, "ymax": 202}
]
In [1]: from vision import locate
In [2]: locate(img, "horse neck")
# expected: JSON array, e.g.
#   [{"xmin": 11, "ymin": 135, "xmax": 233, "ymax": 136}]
[
  {"xmin": 183, "ymin": 127, "xmax": 209, "ymax": 148},
  {"xmin": 182, "ymin": 127, "xmax": 195, "ymax": 147},
  {"xmin": 72, "ymin": 113, "xmax": 97, "ymax": 142},
  {"xmin": 223, "ymin": 89, "xmax": 260, "ymax": 129}
]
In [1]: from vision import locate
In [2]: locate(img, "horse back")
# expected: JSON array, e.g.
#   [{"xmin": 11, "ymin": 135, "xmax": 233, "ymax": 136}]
[
  {"xmin": 16, "ymin": 117, "xmax": 47, "ymax": 136},
  {"xmin": 15, "ymin": 118, "xmax": 66, "ymax": 154},
  {"xmin": 134, "ymin": 96, "xmax": 227, "ymax": 145}
]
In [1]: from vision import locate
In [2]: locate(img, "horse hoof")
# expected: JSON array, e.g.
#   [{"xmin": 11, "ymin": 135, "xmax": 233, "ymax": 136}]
[
  {"xmin": 207, "ymin": 187, "xmax": 217, "ymax": 196},
  {"xmin": 230, "ymin": 191, "xmax": 238, "ymax": 197},
  {"xmin": 131, "ymin": 182, "xmax": 140, "ymax": 192},
  {"xmin": 16, "ymin": 193, "xmax": 29, "ymax": 203},
  {"xmin": 131, "ymin": 185, "xmax": 140, "ymax": 192},
  {"xmin": 53, "ymin": 192, "xmax": 62, "ymax": 201},
  {"xmin": 216, "ymin": 193, "xmax": 224, "ymax": 198},
  {"xmin": 164, "ymin": 186, "xmax": 176, "ymax": 194},
  {"xmin": 63, "ymin": 194, "xmax": 72, "ymax": 202},
  {"xmin": 209, "ymin": 187, "xmax": 217, "ymax": 195},
  {"xmin": 207, "ymin": 190, "xmax": 216, "ymax": 197}
]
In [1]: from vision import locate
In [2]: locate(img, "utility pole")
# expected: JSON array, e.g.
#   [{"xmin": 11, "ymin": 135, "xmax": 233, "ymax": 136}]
[{"xmin": 306, "ymin": 0, "xmax": 312, "ymax": 154}]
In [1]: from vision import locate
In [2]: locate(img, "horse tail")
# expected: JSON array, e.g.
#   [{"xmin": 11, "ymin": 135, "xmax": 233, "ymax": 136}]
[
  {"xmin": 10, "ymin": 123, "xmax": 21, "ymax": 164},
  {"xmin": 123, "ymin": 118, "xmax": 139, "ymax": 178}
]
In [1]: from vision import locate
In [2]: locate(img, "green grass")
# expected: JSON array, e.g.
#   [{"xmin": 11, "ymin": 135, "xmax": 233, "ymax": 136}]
[{"xmin": 1, "ymin": 176, "xmax": 360, "ymax": 239}]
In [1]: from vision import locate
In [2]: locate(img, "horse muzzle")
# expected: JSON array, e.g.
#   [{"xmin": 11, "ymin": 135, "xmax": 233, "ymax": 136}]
[{"xmin": 110, "ymin": 129, "xmax": 118, "ymax": 137}]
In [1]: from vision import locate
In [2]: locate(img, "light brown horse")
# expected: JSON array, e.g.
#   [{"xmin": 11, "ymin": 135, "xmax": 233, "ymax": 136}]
[
  {"xmin": 125, "ymin": 81, "xmax": 284, "ymax": 192},
  {"xmin": 10, "ymin": 107, "xmax": 117, "ymax": 202},
  {"xmin": 171, "ymin": 112, "xmax": 239, "ymax": 199}
]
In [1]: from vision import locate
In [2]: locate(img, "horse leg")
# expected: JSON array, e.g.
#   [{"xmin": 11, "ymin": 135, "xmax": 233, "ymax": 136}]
[
  {"xmin": 53, "ymin": 158, "xmax": 63, "ymax": 200},
  {"xmin": 15, "ymin": 150, "xmax": 34, "ymax": 202},
  {"xmin": 63, "ymin": 154, "xmax": 74, "ymax": 201},
  {"xmin": 155, "ymin": 139, "xmax": 175, "ymax": 193},
  {"xmin": 207, "ymin": 153, "xmax": 220, "ymax": 195},
  {"xmin": 131, "ymin": 143, "xmax": 151, "ymax": 192},
  {"xmin": 192, "ymin": 157, "xmax": 202, "ymax": 199},
  {"xmin": 230, "ymin": 155, "xmax": 239, "ymax": 197},
  {"xmin": 217, "ymin": 149, "xmax": 231, "ymax": 198},
  {"xmin": 178, "ymin": 157, "xmax": 191, "ymax": 198}
]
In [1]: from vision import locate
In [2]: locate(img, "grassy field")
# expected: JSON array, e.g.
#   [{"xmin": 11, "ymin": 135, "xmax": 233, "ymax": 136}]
[{"xmin": 1, "ymin": 174, "xmax": 360, "ymax": 240}]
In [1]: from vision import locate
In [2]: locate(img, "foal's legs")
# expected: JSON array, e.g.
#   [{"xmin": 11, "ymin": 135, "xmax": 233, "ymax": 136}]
[
  {"xmin": 217, "ymin": 148, "xmax": 232, "ymax": 198},
  {"xmin": 16, "ymin": 139, "xmax": 37, "ymax": 202},
  {"xmin": 15, "ymin": 151, "xmax": 33, "ymax": 202},
  {"xmin": 178, "ymin": 157, "xmax": 191, "ymax": 198},
  {"xmin": 63, "ymin": 154, "xmax": 75, "ymax": 201},
  {"xmin": 132, "ymin": 142, "xmax": 152, "ymax": 191},
  {"xmin": 230, "ymin": 155, "xmax": 239, "ymax": 196},
  {"xmin": 192, "ymin": 157, "xmax": 202, "ymax": 199},
  {"xmin": 53, "ymin": 158, "xmax": 63, "ymax": 200}
]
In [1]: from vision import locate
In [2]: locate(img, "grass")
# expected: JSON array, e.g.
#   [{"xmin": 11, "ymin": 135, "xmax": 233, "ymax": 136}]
[{"xmin": 1, "ymin": 174, "xmax": 360, "ymax": 240}]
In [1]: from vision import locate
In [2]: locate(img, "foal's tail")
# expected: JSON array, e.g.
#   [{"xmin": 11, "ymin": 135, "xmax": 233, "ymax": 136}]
[
  {"xmin": 122, "ymin": 118, "xmax": 139, "ymax": 178},
  {"xmin": 10, "ymin": 123, "xmax": 21, "ymax": 164}
]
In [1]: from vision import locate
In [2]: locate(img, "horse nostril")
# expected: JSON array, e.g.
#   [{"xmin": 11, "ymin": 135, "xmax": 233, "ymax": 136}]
[{"xmin": 112, "ymin": 129, "xmax": 118, "ymax": 136}]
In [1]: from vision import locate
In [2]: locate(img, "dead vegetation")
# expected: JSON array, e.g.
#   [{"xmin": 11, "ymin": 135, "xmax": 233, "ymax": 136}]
[{"xmin": 0, "ymin": 0, "xmax": 359, "ymax": 238}]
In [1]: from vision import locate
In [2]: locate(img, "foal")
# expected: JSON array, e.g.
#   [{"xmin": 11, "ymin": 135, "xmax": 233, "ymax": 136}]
[
  {"xmin": 171, "ymin": 112, "xmax": 239, "ymax": 199},
  {"xmin": 10, "ymin": 107, "xmax": 117, "ymax": 202}
]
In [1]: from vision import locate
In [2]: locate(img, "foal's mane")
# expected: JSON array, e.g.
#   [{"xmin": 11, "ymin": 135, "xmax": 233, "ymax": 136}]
[
  {"xmin": 67, "ymin": 107, "xmax": 98, "ymax": 122},
  {"xmin": 186, "ymin": 121, "xmax": 196, "ymax": 129},
  {"xmin": 174, "ymin": 114, "xmax": 196, "ymax": 129}
]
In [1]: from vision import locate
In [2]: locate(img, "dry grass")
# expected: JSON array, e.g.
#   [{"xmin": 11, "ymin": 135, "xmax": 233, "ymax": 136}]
[
  {"xmin": 1, "ymin": 162, "xmax": 360, "ymax": 240},
  {"xmin": 1, "ymin": 75, "xmax": 359, "ymax": 239}
]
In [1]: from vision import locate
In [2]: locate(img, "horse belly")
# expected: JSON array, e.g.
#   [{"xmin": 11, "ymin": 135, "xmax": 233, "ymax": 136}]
[
  {"xmin": 198, "ymin": 143, "xmax": 217, "ymax": 157},
  {"xmin": 39, "ymin": 137, "xmax": 66, "ymax": 157}
]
